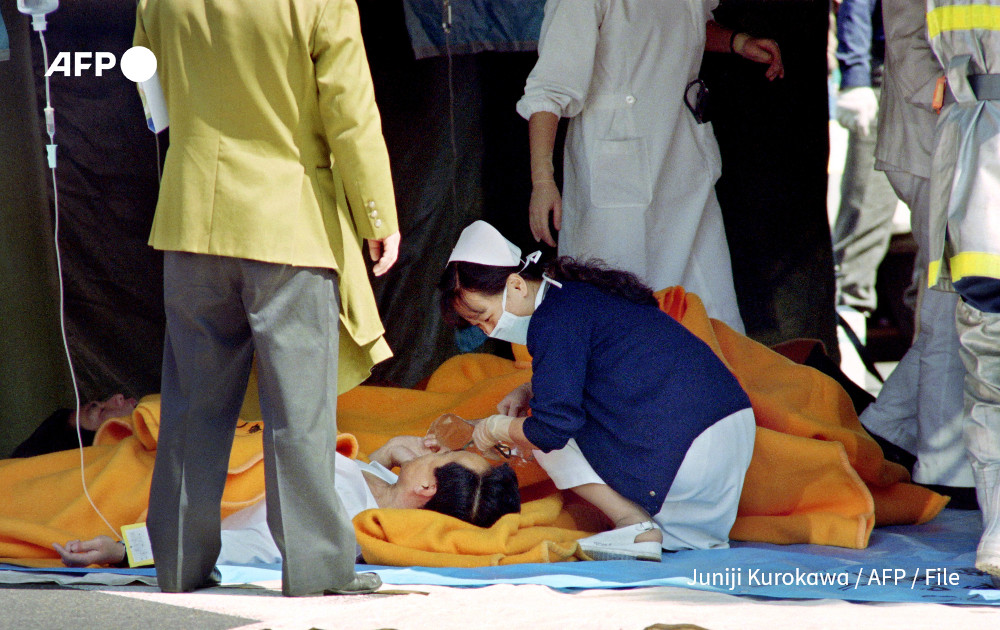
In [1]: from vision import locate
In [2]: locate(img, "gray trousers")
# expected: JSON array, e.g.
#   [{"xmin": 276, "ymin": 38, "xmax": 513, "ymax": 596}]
[
  {"xmin": 832, "ymin": 101, "xmax": 901, "ymax": 313},
  {"xmin": 149, "ymin": 252, "xmax": 356, "ymax": 596}
]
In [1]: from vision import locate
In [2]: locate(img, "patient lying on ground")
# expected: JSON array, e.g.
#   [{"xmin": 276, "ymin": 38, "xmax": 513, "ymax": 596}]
[
  {"xmin": 4, "ymin": 281, "xmax": 949, "ymax": 570},
  {"xmin": 12, "ymin": 393, "xmax": 138, "ymax": 458},
  {"xmin": 54, "ymin": 435, "xmax": 520, "ymax": 567}
]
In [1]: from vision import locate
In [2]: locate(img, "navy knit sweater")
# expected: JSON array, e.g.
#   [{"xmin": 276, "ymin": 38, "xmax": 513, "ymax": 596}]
[{"xmin": 522, "ymin": 282, "xmax": 751, "ymax": 514}]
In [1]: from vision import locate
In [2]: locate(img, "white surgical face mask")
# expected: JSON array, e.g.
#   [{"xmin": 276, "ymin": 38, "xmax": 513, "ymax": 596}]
[{"xmin": 488, "ymin": 277, "xmax": 559, "ymax": 346}]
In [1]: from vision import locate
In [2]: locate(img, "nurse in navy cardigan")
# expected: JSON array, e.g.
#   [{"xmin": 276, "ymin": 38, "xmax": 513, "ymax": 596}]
[{"xmin": 439, "ymin": 221, "xmax": 756, "ymax": 562}]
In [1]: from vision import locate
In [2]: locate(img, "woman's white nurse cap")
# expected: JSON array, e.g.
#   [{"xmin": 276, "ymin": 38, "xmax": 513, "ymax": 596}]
[{"xmin": 447, "ymin": 220, "xmax": 522, "ymax": 267}]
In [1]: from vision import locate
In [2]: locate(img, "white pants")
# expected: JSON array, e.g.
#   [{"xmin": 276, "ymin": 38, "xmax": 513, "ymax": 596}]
[{"xmin": 533, "ymin": 408, "xmax": 756, "ymax": 550}]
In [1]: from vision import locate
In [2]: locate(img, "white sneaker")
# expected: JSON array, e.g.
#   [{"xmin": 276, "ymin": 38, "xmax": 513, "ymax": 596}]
[
  {"xmin": 577, "ymin": 521, "xmax": 662, "ymax": 562},
  {"xmin": 971, "ymin": 464, "xmax": 1000, "ymax": 588},
  {"xmin": 976, "ymin": 536, "xmax": 1000, "ymax": 586}
]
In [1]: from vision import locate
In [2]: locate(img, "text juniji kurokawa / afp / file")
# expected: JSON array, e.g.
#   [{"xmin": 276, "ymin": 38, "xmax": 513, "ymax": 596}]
[{"xmin": 689, "ymin": 566, "xmax": 962, "ymax": 591}]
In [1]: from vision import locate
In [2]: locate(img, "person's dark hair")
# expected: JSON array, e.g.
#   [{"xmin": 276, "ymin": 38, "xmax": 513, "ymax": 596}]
[
  {"xmin": 422, "ymin": 462, "xmax": 521, "ymax": 527},
  {"xmin": 438, "ymin": 255, "xmax": 656, "ymax": 326},
  {"xmin": 543, "ymin": 257, "xmax": 656, "ymax": 306}
]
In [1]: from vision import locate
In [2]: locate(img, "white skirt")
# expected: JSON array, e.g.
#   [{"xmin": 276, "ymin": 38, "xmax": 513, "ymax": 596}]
[{"xmin": 532, "ymin": 407, "xmax": 756, "ymax": 550}]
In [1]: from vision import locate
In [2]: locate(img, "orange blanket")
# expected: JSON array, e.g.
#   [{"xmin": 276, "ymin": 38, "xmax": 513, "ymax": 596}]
[
  {"xmin": 356, "ymin": 494, "xmax": 591, "ymax": 567},
  {"xmin": 0, "ymin": 287, "xmax": 946, "ymax": 568},
  {"xmin": 343, "ymin": 287, "xmax": 947, "ymax": 563},
  {"xmin": 653, "ymin": 287, "xmax": 947, "ymax": 542},
  {"xmin": 0, "ymin": 397, "xmax": 356, "ymax": 566}
]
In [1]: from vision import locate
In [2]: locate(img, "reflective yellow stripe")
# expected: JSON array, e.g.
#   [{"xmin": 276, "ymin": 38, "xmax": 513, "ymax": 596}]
[
  {"xmin": 927, "ymin": 5, "xmax": 1000, "ymax": 38},
  {"xmin": 928, "ymin": 259, "xmax": 943, "ymax": 287},
  {"xmin": 949, "ymin": 251, "xmax": 1000, "ymax": 282}
]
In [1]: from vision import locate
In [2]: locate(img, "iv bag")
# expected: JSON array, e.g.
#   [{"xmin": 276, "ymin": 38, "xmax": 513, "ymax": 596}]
[{"xmin": 16, "ymin": 0, "xmax": 58, "ymax": 16}]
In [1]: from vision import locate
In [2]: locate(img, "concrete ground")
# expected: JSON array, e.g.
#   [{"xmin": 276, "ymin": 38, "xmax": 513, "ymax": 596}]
[{"xmin": 4, "ymin": 580, "xmax": 1000, "ymax": 630}]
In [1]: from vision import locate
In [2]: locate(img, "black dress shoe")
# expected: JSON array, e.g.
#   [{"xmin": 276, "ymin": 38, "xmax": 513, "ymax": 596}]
[
  {"xmin": 199, "ymin": 567, "xmax": 222, "ymax": 588},
  {"xmin": 156, "ymin": 567, "xmax": 222, "ymax": 593},
  {"xmin": 323, "ymin": 572, "xmax": 381, "ymax": 595}
]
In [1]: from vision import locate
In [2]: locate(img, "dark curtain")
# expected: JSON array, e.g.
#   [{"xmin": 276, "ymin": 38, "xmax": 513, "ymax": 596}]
[
  {"xmin": 360, "ymin": 0, "xmax": 544, "ymax": 386},
  {"xmin": 0, "ymin": 0, "xmax": 73, "ymax": 456},
  {"xmin": 0, "ymin": 0, "xmax": 833, "ymax": 457},
  {"xmin": 25, "ymin": 0, "xmax": 165, "ymax": 406},
  {"xmin": 704, "ymin": 0, "xmax": 838, "ymax": 359}
]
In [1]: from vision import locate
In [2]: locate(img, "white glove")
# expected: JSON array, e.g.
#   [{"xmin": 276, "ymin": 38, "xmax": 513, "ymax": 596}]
[
  {"xmin": 497, "ymin": 382, "xmax": 532, "ymax": 417},
  {"xmin": 835, "ymin": 86, "xmax": 878, "ymax": 136},
  {"xmin": 472, "ymin": 414, "xmax": 515, "ymax": 452}
]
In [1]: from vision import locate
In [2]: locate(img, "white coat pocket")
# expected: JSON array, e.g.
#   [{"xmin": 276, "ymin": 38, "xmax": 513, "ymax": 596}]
[
  {"xmin": 691, "ymin": 121, "xmax": 722, "ymax": 183},
  {"xmin": 590, "ymin": 137, "xmax": 653, "ymax": 208}
]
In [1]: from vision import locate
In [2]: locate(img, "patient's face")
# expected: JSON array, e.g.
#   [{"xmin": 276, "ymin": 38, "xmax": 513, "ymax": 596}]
[
  {"xmin": 397, "ymin": 450, "xmax": 490, "ymax": 487},
  {"xmin": 76, "ymin": 393, "xmax": 138, "ymax": 431}
]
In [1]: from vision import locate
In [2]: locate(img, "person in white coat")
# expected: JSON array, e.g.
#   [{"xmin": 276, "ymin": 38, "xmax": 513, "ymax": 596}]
[
  {"xmin": 857, "ymin": 0, "xmax": 973, "ymax": 498},
  {"xmin": 516, "ymin": 0, "xmax": 783, "ymax": 333}
]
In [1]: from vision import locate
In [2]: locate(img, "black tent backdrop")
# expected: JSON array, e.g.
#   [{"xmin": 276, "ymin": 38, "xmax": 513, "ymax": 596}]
[
  {"xmin": 0, "ymin": 0, "xmax": 834, "ymax": 456},
  {"xmin": 0, "ymin": 0, "xmax": 72, "ymax": 457},
  {"xmin": 706, "ymin": 0, "xmax": 837, "ymax": 350}
]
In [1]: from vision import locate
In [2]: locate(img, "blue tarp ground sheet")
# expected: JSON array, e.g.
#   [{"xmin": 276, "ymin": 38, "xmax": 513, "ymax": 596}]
[{"xmin": 3, "ymin": 509, "xmax": 999, "ymax": 605}]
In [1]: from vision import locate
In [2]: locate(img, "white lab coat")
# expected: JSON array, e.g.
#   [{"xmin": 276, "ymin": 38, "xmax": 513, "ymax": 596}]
[
  {"xmin": 516, "ymin": 0, "xmax": 744, "ymax": 332},
  {"xmin": 216, "ymin": 454, "xmax": 393, "ymax": 565}
]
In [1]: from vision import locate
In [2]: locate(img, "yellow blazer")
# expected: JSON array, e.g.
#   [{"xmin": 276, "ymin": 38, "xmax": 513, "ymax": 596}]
[{"xmin": 134, "ymin": 0, "xmax": 397, "ymax": 391}]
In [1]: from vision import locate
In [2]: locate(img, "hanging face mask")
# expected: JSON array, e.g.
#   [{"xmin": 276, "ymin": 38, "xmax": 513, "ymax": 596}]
[{"xmin": 488, "ymin": 276, "xmax": 560, "ymax": 346}]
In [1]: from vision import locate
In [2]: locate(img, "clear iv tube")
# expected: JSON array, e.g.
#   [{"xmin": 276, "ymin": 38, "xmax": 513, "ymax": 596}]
[{"xmin": 31, "ymin": 16, "xmax": 120, "ymax": 541}]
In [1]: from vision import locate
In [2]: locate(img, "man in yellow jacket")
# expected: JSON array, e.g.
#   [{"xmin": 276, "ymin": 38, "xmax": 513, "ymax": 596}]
[{"xmin": 134, "ymin": 0, "xmax": 400, "ymax": 597}]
